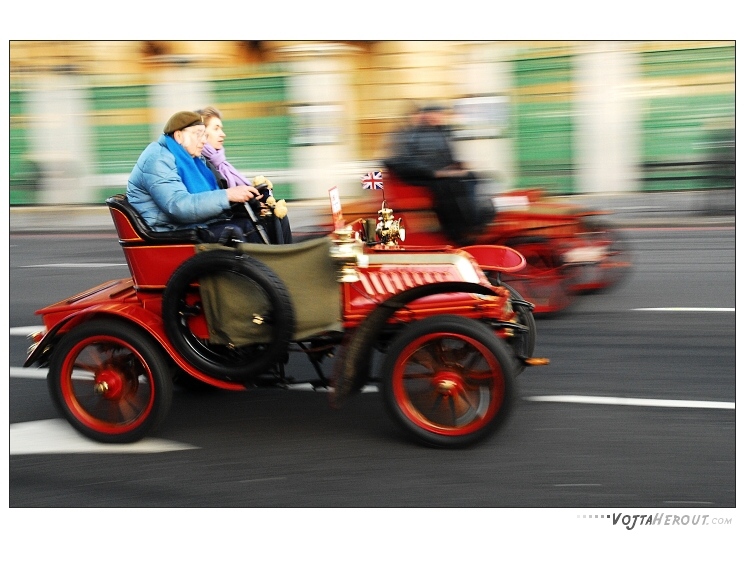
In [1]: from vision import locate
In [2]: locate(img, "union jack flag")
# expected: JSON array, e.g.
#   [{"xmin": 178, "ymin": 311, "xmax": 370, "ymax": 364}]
[{"xmin": 361, "ymin": 171, "xmax": 384, "ymax": 190}]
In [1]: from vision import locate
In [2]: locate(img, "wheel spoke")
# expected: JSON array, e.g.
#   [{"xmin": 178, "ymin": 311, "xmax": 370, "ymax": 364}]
[
  {"xmin": 70, "ymin": 369, "xmax": 96, "ymax": 382},
  {"xmin": 117, "ymin": 395, "xmax": 141, "ymax": 422},
  {"xmin": 447, "ymin": 396, "xmax": 458, "ymax": 426},
  {"xmin": 455, "ymin": 386, "xmax": 479, "ymax": 413},
  {"xmin": 458, "ymin": 348, "xmax": 481, "ymax": 369},
  {"xmin": 438, "ymin": 339, "xmax": 474, "ymax": 368},
  {"xmin": 402, "ymin": 370, "xmax": 435, "ymax": 381},
  {"xmin": 431, "ymin": 339, "xmax": 451, "ymax": 366},
  {"xmin": 72, "ymin": 361, "xmax": 100, "ymax": 375},
  {"xmin": 83, "ymin": 345, "xmax": 106, "ymax": 368},
  {"xmin": 73, "ymin": 390, "xmax": 101, "ymax": 407},
  {"xmin": 465, "ymin": 368, "xmax": 494, "ymax": 382},
  {"xmin": 408, "ymin": 344, "xmax": 439, "ymax": 372},
  {"xmin": 428, "ymin": 393, "xmax": 445, "ymax": 413},
  {"xmin": 90, "ymin": 396, "xmax": 122, "ymax": 424}
]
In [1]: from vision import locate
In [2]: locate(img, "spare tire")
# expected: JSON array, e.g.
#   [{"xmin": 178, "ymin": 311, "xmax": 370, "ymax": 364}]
[{"xmin": 162, "ymin": 249, "xmax": 295, "ymax": 381}]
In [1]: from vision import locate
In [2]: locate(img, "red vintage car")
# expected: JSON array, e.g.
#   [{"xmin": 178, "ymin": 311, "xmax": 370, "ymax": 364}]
[
  {"xmin": 330, "ymin": 172, "xmax": 632, "ymax": 314},
  {"xmin": 23, "ymin": 193, "xmax": 548, "ymax": 448}
]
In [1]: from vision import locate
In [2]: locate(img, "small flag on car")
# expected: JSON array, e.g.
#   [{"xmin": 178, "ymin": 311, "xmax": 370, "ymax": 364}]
[{"xmin": 361, "ymin": 171, "xmax": 384, "ymax": 191}]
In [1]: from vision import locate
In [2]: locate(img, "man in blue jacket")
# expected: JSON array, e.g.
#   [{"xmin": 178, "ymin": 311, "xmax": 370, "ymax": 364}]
[{"xmin": 127, "ymin": 110, "xmax": 261, "ymax": 241}]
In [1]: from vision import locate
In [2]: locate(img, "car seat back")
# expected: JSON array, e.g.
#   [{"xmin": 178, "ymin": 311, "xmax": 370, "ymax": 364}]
[{"xmin": 106, "ymin": 194, "xmax": 199, "ymax": 290}]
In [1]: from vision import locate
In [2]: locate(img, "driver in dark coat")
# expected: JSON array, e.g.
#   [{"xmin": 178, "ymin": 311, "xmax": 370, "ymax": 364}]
[{"xmin": 384, "ymin": 103, "xmax": 494, "ymax": 245}]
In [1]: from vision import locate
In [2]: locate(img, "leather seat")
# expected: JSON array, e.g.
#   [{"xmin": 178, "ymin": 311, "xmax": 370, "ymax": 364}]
[{"xmin": 106, "ymin": 194, "xmax": 202, "ymax": 244}]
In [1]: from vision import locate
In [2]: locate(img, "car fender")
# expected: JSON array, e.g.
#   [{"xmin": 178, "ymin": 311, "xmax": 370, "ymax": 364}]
[
  {"xmin": 24, "ymin": 303, "xmax": 247, "ymax": 391},
  {"xmin": 331, "ymin": 280, "xmax": 501, "ymax": 406}
]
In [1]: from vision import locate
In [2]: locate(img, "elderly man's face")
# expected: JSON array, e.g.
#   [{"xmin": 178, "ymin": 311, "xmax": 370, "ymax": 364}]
[{"xmin": 175, "ymin": 125, "xmax": 207, "ymax": 157}]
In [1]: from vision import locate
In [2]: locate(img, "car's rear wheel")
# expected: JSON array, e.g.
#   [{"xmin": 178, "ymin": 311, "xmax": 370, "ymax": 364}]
[
  {"xmin": 381, "ymin": 315, "xmax": 515, "ymax": 448},
  {"xmin": 47, "ymin": 319, "xmax": 173, "ymax": 443}
]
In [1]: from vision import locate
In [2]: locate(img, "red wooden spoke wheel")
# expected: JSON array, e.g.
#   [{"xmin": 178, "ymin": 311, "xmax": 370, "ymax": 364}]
[
  {"xmin": 381, "ymin": 315, "xmax": 515, "ymax": 448},
  {"xmin": 48, "ymin": 320, "xmax": 173, "ymax": 443}
]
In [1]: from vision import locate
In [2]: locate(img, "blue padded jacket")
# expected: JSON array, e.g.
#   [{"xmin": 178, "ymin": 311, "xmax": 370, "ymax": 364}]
[{"xmin": 127, "ymin": 135, "xmax": 230, "ymax": 231}]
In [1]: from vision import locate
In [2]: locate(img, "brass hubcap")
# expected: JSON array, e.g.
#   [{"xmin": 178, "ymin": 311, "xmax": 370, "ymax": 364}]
[
  {"xmin": 434, "ymin": 371, "xmax": 462, "ymax": 396},
  {"xmin": 436, "ymin": 379, "xmax": 457, "ymax": 395},
  {"xmin": 94, "ymin": 369, "xmax": 125, "ymax": 400}
]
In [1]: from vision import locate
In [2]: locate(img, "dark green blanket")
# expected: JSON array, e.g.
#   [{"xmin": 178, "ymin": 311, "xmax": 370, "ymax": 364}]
[{"xmin": 196, "ymin": 237, "xmax": 343, "ymax": 346}]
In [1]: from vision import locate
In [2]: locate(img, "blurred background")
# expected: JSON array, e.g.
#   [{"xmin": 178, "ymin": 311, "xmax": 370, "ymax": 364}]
[{"xmin": 9, "ymin": 40, "xmax": 735, "ymax": 206}]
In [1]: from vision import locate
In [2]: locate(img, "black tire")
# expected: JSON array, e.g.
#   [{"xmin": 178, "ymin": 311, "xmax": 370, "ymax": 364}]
[
  {"xmin": 500, "ymin": 282, "xmax": 536, "ymax": 375},
  {"xmin": 381, "ymin": 315, "xmax": 516, "ymax": 448},
  {"xmin": 47, "ymin": 319, "xmax": 173, "ymax": 443},
  {"xmin": 582, "ymin": 218, "xmax": 633, "ymax": 290},
  {"xmin": 162, "ymin": 250, "xmax": 295, "ymax": 381},
  {"xmin": 499, "ymin": 236, "xmax": 574, "ymax": 315}
]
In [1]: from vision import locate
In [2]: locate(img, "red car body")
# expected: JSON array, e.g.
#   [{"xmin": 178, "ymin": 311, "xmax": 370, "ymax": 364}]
[{"xmin": 24, "ymin": 194, "xmax": 547, "ymax": 448}]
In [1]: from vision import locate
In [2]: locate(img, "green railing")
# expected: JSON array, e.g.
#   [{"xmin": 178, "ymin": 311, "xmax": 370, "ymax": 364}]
[
  {"xmin": 639, "ymin": 46, "xmax": 735, "ymax": 192},
  {"xmin": 10, "ymin": 68, "xmax": 293, "ymax": 205},
  {"xmin": 210, "ymin": 73, "xmax": 293, "ymax": 197},
  {"xmin": 512, "ymin": 53, "xmax": 576, "ymax": 195}
]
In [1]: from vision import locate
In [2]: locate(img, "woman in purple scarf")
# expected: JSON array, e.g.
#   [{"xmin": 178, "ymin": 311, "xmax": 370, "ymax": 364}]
[{"xmin": 198, "ymin": 106, "xmax": 292, "ymax": 244}]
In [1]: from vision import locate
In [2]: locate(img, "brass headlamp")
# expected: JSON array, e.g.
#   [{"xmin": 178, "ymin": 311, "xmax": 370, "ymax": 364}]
[{"xmin": 330, "ymin": 227, "xmax": 367, "ymax": 283}]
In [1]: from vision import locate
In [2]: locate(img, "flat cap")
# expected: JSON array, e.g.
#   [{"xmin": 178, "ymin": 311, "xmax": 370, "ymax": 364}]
[
  {"xmin": 163, "ymin": 111, "xmax": 204, "ymax": 135},
  {"xmin": 418, "ymin": 102, "xmax": 448, "ymax": 113}
]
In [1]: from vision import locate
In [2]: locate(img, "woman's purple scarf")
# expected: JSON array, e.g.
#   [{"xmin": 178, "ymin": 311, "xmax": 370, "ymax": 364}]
[{"xmin": 201, "ymin": 143, "xmax": 250, "ymax": 188}]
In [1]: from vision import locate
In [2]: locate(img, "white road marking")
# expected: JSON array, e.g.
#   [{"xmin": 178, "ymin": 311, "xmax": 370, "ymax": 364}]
[
  {"xmin": 285, "ymin": 382, "xmax": 379, "ymax": 393},
  {"xmin": 10, "ymin": 367, "xmax": 47, "ymax": 379},
  {"xmin": 20, "ymin": 263, "xmax": 127, "ymax": 268},
  {"xmin": 10, "ymin": 367, "xmax": 381, "ymax": 392},
  {"xmin": 13, "ymin": 367, "xmax": 732, "ymax": 408},
  {"xmin": 10, "ymin": 326, "xmax": 45, "ymax": 336},
  {"xmin": 9, "ymin": 390, "xmax": 733, "ymax": 456},
  {"xmin": 9, "ymin": 419, "xmax": 198, "ymax": 455},
  {"xmin": 633, "ymin": 307, "xmax": 734, "ymax": 312},
  {"xmin": 525, "ymin": 395, "xmax": 734, "ymax": 410},
  {"xmin": 15, "ymin": 362, "xmax": 733, "ymax": 407}
]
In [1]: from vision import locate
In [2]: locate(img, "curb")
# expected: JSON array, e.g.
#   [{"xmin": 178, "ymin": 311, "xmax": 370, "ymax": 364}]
[{"xmin": 9, "ymin": 192, "xmax": 735, "ymax": 234}]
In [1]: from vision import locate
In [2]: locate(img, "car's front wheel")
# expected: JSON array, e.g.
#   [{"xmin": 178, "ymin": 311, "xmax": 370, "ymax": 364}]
[{"xmin": 381, "ymin": 315, "xmax": 515, "ymax": 448}]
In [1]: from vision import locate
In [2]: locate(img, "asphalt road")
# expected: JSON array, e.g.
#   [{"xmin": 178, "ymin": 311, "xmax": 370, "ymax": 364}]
[{"xmin": 8, "ymin": 226, "xmax": 735, "ymax": 505}]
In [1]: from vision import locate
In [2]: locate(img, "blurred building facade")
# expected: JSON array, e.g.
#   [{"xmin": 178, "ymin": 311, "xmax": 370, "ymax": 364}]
[{"xmin": 9, "ymin": 40, "xmax": 735, "ymax": 205}]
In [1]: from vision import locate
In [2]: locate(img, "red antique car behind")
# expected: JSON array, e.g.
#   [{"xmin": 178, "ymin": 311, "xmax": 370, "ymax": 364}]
[
  {"xmin": 330, "ymin": 172, "xmax": 632, "ymax": 314},
  {"xmin": 24, "ymin": 193, "xmax": 547, "ymax": 448}
]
